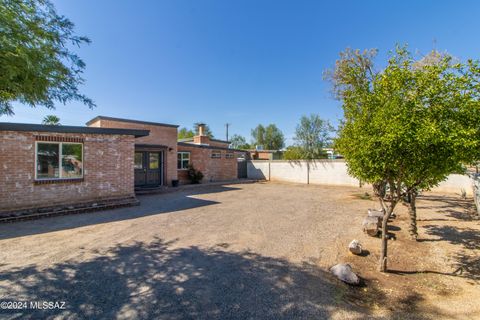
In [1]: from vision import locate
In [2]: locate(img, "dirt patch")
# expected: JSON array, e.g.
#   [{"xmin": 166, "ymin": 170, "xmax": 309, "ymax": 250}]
[{"xmin": 0, "ymin": 182, "xmax": 478, "ymax": 319}]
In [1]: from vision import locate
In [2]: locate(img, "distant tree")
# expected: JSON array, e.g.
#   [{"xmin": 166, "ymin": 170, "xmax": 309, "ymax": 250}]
[
  {"xmin": 194, "ymin": 122, "xmax": 214, "ymax": 138},
  {"xmin": 251, "ymin": 124, "xmax": 285, "ymax": 150},
  {"xmin": 283, "ymin": 146, "xmax": 304, "ymax": 160},
  {"xmin": 42, "ymin": 115, "xmax": 60, "ymax": 125},
  {"xmin": 229, "ymin": 134, "xmax": 250, "ymax": 149},
  {"xmin": 251, "ymin": 124, "xmax": 266, "ymax": 147},
  {"xmin": 0, "ymin": 0, "xmax": 95, "ymax": 116},
  {"xmin": 327, "ymin": 45, "xmax": 480, "ymax": 272},
  {"xmin": 178, "ymin": 127, "xmax": 194, "ymax": 139},
  {"xmin": 293, "ymin": 114, "xmax": 334, "ymax": 159}
]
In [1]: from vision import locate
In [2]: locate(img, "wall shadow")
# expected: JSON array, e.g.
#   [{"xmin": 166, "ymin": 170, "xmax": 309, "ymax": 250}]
[{"xmin": 0, "ymin": 185, "xmax": 240, "ymax": 241}]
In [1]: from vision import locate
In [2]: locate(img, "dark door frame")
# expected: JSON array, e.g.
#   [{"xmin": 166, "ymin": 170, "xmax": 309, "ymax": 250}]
[{"xmin": 134, "ymin": 147, "xmax": 167, "ymax": 187}]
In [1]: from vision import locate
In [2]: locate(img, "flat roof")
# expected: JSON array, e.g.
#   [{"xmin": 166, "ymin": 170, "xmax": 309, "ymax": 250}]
[
  {"xmin": 0, "ymin": 122, "xmax": 150, "ymax": 138},
  {"xmin": 178, "ymin": 142, "xmax": 246, "ymax": 152},
  {"xmin": 86, "ymin": 116, "xmax": 179, "ymax": 128},
  {"xmin": 178, "ymin": 137, "xmax": 230, "ymax": 144}
]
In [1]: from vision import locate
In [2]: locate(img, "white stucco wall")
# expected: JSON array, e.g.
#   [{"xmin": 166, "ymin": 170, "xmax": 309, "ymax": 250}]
[{"xmin": 247, "ymin": 160, "xmax": 473, "ymax": 195}]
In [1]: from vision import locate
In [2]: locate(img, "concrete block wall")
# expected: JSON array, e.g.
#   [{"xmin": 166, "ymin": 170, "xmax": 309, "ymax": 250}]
[{"xmin": 247, "ymin": 160, "xmax": 473, "ymax": 195}]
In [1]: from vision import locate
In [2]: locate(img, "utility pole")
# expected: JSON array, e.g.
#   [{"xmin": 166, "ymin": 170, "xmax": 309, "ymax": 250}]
[{"xmin": 225, "ymin": 123, "xmax": 230, "ymax": 141}]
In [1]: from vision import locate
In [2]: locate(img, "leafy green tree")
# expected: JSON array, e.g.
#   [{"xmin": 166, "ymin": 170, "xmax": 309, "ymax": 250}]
[
  {"xmin": 327, "ymin": 46, "xmax": 480, "ymax": 272},
  {"xmin": 251, "ymin": 124, "xmax": 266, "ymax": 147},
  {"xmin": 194, "ymin": 122, "xmax": 214, "ymax": 138},
  {"xmin": 178, "ymin": 127, "xmax": 194, "ymax": 139},
  {"xmin": 0, "ymin": 0, "xmax": 95, "ymax": 115},
  {"xmin": 293, "ymin": 114, "xmax": 333, "ymax": 159},
  {"xmin": 42, "ymin": 115, "xmax": 60, "ymax": 125},
  {"xmin": 283, "ymin": 146, "xmax": 304, "ymax": 160},
  {"xmin": 229, "ymin": 134, "xmax": 250, "ymax": 149},
  {"xmin": 251, "ymin": 124, "xmax": 285, "ymax": 150}
]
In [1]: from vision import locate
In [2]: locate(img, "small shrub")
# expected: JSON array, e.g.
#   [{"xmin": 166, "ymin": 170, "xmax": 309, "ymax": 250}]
[{"xmin": 187, "ymin": 165, "xmax": 204, "ymax": 184}]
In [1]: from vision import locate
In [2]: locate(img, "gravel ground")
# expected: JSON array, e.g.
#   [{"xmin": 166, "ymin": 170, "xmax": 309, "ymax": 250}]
[{"xmin": 0, "ymin": 182, "xmax": 478, "ymax": 319}]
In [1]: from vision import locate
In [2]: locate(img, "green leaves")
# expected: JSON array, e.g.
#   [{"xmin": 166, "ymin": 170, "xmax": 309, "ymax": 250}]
[
  {"xmin": 292, "ymin": 114, "xmax": 333, "ymax": 160},
  {"xmin": 251, "ymin": 124, "xmax": 285, "ymax": 150},
  {"xmin": 0, "ymin": 0, "xmax": 95, "ymax": 115},
  {"xmin": 330, "ymin": 45, "xmax": 480, "ymax": 193}
]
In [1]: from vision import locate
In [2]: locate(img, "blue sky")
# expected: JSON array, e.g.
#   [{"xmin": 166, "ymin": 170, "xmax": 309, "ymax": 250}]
[{"xmin": 4, "ymin": 0, "xmax": 480, "ymax": 144}]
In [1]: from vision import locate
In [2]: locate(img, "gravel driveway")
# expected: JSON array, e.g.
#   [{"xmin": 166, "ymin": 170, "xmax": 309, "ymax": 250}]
[{"xmin": 0, "ymin": 182, "xmax": 459, "ymax": 319}]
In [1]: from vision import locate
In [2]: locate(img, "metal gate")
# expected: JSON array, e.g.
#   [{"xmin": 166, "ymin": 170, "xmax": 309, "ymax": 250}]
[{"xmin": 237, "ymin": 158, "xmax": 247, "ymax": 178}]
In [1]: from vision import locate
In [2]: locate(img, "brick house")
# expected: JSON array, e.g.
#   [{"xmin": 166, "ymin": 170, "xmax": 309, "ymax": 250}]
[
  {"xmin": 0, "ymin": 117, "xmax": 245, "ymax": 217},
  {"xmin": 86, "ymin": 116, "xmax": 179, "ymax": 187},
  {"xmin": 177, "ymin": 124, "xmax": 246, "ymax": 184},
  {"xmin": 0, "ymin": 122, "xmax": 148, "ymax": 215}
]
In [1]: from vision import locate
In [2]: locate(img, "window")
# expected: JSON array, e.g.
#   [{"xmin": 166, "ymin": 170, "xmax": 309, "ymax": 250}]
[
  {"xmin": 211, "ymin": 151, "xmax": 221, "ymax": 159},
  {"xmin": 225, "ymin": 153, "xmax": 234, "ymax": 159},
  {"xmin": 36, "ymin": 142, "xmax": 83, "ymax": 180},
  {"xmin": 134, "ymin": 152, "xmax": 143, "ymax": 169},
  {"xmin": 149, "ymin": 153, "xmax": 159, "ymax": 169},
  {"xmin": 177, "ymin": 152, "xmax": 190, "ymax": 170}
]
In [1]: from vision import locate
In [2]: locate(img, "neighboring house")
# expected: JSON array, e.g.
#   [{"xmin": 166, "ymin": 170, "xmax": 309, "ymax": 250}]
[
  {"xmin": 247, "ymin": 149, "xmax": 283, "ymax": 160},
  {"xmin": 0, "ymin": 117, "xmax": 246, "ymax": 216}
]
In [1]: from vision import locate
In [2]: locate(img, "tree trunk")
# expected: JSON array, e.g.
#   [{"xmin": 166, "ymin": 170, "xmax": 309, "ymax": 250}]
[
  {"xmin": 379, "ymin": 207, "xmax": 392, "ymax": 272},
  {"xmin": 407, "ymin": 191, "xmax": 418, "ymax": 240}
]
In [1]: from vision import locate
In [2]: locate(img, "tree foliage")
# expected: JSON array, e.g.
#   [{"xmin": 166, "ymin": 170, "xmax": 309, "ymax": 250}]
[
  {"xmin": 42, "ymin": 115, "xmax": 60, "ymax": 125},
  {"xmin": 0, "ymin": 0, "xmax": 95, "ymax": 115},
  {"xmin": 292, "ymin": 114, "xmax": 333, "ymax": 160},
  {"xmin": 229, "ymin": 134, "xmax": 250, "ymax": 149},
  {"xmin": 251, "ymin": 124, "xmax": 285, "ymax": 150},
  {"xmin": 194, "ymin": 122, "xmax": 214, "ymax": 138},
  {"xmin": 178, "ymin": 127, "xmax": 194, "ymax": 139},
  {"xmin": 327, "ymin": 46, "xmax": 480, "ymax": 271}
]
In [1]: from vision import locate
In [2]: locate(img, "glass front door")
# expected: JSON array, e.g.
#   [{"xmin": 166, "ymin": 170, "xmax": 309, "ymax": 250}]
[{"xmin": 134, "ymin": 151, "xmax": 163, "ymax": 187}]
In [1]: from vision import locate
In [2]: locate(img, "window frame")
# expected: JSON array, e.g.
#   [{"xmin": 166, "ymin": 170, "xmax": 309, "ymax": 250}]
[
  {"xmin": 211, "ymin": 151, "xmax": 222, "ymax": 159},
  {"xmin": 225, "ymin": 152, "xmax": 234, "ymax": 159},
  {"xmin": 35, "ymin": 141, "xmax": 84, "ymax": 181},
  {"xmin": 177, "ymin": 151, "xmax": 190, "ymax": 170}
]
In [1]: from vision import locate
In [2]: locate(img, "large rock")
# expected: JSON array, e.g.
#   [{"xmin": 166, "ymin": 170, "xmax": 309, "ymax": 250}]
[
  {"xmin": 362, "ymin": 216, "xmax": 380, "ymax": 236},
  {"xmin": 330, "ymin": 263, "xmax": 360, "ymax": 285},
  {"xmin": 348, "ymin": 239, "xmax": 362, "ymax": 255},
  {"xmin": 368, "ymin": 208, "xmax": 384, "ymax": 222}
]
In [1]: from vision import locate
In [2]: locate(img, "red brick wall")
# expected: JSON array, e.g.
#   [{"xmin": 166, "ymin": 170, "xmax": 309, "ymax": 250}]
[
  {"xmin": 177, "ymin": 145, "xmax": 238, "ymax": 183},
  {"xmin": 88, "ymin": 119, "xmax": 178, "ymax": 184},
  {"xmin": 0, "ymin": 131, "xmax": 135, "ymax": 212}
]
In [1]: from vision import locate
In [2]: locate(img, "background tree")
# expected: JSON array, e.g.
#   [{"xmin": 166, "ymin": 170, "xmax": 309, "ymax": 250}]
[
  {"xmin": 327, "ymin": 46, "xmax": 480, "ymax": 272},
  {"xmin": 251, "ymin": 124, "xmax": 285, "ymax": 150},
  {"xmin": 251, "ymin": 124, "xmax": 266, "ymax": 147},
  {"xmin": 194, "ymin": 122, "xmax": 214, "ymax": 138},
  {"xmin": 229, "ymin": 134, "xmax": 250, "ymax": 149},
  {"xmin": 293, "ymin": 114, "xmax": 334, "ymax": 159},
  {"xmin": 283, "ymin": 146, "xmax": 304, "ymax": 160},
  {"xmin": 178, "ymin": 127, "xmax": 194, "ymax": 139},
  {"xmin": 42, "ymin": 115, "xmax": 60, "ymax": 125},
  {"xmin": 0, "ymin": 0, "xmax": 95, "ymax": 116}
]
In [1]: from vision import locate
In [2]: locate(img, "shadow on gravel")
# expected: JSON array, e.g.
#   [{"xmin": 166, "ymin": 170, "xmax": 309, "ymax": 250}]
[
  {"xmin": 0, "ymin": 185, "xmax": 239, "ymax": 241},
  {"xmin": 416, "ymin": 195, "xmax": 477, "ymax": 221},
  {"xmin": 0, "ymin": 239, "xmax": 447, "ymax": 320}
]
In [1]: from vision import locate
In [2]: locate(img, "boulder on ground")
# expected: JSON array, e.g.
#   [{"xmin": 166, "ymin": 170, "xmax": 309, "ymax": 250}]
[
  {"xmin": 348, "ymin": 240, "xmax": 362, "ymax": 255},
  {"xmin": 330, "ymin": 263, "xmax": 360, "ymax": 285},
  {"xmin": 362, "ymin": 216, "xmax": 380, "ymax": 236},
  {"xmin": 368, "ymin": 208, "xmax": 384, "ymax": 221}
]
